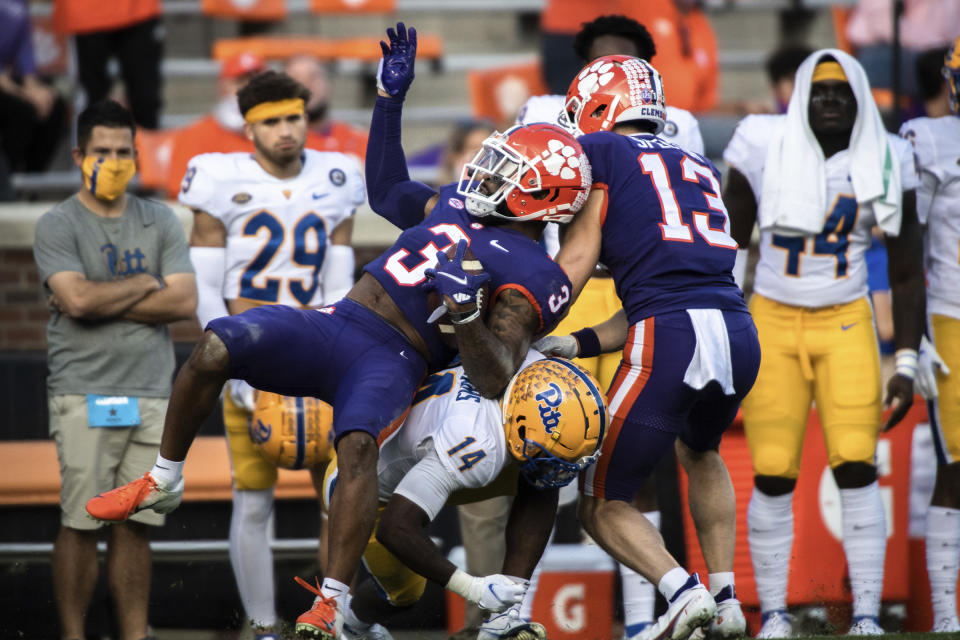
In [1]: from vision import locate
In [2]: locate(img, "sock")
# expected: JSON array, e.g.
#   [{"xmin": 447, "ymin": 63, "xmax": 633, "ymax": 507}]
[
  {"xmin": 150, "ymin": 453, "xmax": 184, "ymax": 488},
  {"xmin": 519, "ymin": 563, "xmax": 540, "ymax": 620},
  {"xmin": 229, "ymin": 488, "xmax": 276, "ymax": 630},
  {"xmin": 341, "ymin": 595, "xmax": 371, "ymax": 632},
  {"xmin": 321, "ymin": 577, "xmax": 350, "ymax": 606},
  {"xmin": 926, "ymin": 506, "xmax": 960, "ymax": 623},
  {"xmin": 622, "ymin": 511, "xmax": 660, "ymax": 637},
  {"xmin": 839, "ymin": 481, "xmax": 886, "ymax": 619},
  {"xmin": 658, "ymin": 567, "xmax": 693, "ymax": 602},
  {"xmin": 747, "ymin": 488, "xmax": 794, "ymax": 615},
  {"xmin": 708, "ymin": 572, "xmax": 735, "ymax": 599}
]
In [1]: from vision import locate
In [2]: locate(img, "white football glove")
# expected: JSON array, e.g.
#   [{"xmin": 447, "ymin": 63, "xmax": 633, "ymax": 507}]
[
  {"xmin": 227, "ymin": 379, "xmax": 257, "ymax": 412},
  {"xmin": 448, "ymin": 570, "xmax": 529, "ymax": 613},
  {"xmin": 532, "ymin": 335, "xmax": 579, "ymax": 359},
  {"xmin": 916, "ymin": 335, "xmax": 950, "ymax": 400},
  {"xmin": 479, "ymin": 604, "xmax": 547, "ymax": 640}
]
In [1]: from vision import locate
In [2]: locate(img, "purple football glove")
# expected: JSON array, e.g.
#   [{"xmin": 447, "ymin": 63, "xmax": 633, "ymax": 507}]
[
  {"xmin": 377, "ymin": 22, "xmax": 417, "ymax": 99},
  {"xmin": 423, "ymin": 240, "xmax": 490, "ymax": 311}
]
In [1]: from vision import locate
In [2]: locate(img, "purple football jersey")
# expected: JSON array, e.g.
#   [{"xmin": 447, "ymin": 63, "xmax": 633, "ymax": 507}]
[
  {"xmin": 580, "ymin": 132, "xmax": 746, "ymax": 323},
  {"xmin": 364, "ymin": 184, "xmax": 573, "ymax": 369}
]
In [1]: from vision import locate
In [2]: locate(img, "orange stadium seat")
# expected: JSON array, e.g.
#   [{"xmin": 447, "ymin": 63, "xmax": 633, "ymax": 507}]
[
  {"xmin": 202, "ymin": 0, "xmax": 287, "ymax": 21},
  {"xmin": 212, "ymin": 34, "xmax": 443, "ymax": 64},
  {"xmin": 467, "ymin": 62, "xmax": 549, "ymax": 125},
  {"xmin": 0, "ymin": 436, "xmax": 314, "ymax": 506},
  {"xmin": 135, "ymin": 127, "xmax": 181, "ymax": 192},
  {"xmin": 310, "ymin": 0, "xmax": 395, "ymax": 12},
  {"xmin": 831, "ymin": 5, "xmax": 854, "ymax": 55}
]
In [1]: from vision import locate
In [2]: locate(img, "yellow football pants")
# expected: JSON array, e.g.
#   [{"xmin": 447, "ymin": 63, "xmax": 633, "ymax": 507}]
[{"xmin": 742, "ymin": 294, "xmax": 882, "ymax": 479}]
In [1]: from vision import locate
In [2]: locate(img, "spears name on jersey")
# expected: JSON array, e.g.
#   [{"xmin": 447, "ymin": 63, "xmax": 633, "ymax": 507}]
[
  {"xmin": 179, "ymin": 150, "xmax": 365, "ymax": 308},
  {"xmin": 579, "ymin": 131, "xmax": 746, "ymax": 322},
  {"xmin": 364, "ymin": 184, "xmax": 573, "ymax": 370},
  {"xmin": 725, "ymin": 114, "xmax": 919, "ymax": 308}
]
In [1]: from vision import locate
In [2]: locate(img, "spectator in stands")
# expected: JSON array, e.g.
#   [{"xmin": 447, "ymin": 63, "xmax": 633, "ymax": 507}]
[
  {"xmin": 846, "ymin": 0, "xmax": 960, "ymax": 108},
  {"xmin": 33, "ymin": 100, "xmax": 196, "ymax": 640},
  {"xmin": 916, "ymin": 45, "xmax": 952, "ymax": 116},
  {"xmin": 0, "ymin": 0, "xmax": 67, "ymax": 175},
  {"xmin": 52, "ymin": 0, "xmax": 164, "ymax": 129},
  {"xmin": 164, "ymin": 52, "xmax": 265, "ymax": 199},
  {"xmin": 285, "ymin": 54, "xmax": 368, "ymax": 163}
]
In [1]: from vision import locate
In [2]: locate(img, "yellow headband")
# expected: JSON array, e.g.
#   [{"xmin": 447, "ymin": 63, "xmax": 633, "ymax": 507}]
[
  {"xmin": 812, "ymin": 61, "xmax": 848, "ymax": 83},
  {"xmin": 244, "ymin": 98, "xmax": 305, "ymax": 124}
]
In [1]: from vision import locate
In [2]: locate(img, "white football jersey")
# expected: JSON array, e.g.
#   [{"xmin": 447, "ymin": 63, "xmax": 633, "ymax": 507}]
[
  {"xmin": 900, "ymin": 116, "xmax": 960, "ymax": 320},
  {"xmin": 376, "ymin": 351, "xmax": 544, "ymax": 504},
  {"xmin": 179, "ymin": 150, "xmax": 365, "ymax": 307},
  {"xmin": 516, "ymin": 94, "xmax": 705, "ymax": 155},
  {"xmin": 724, "ymin": 114, "xmax": 919, "ymax": 308}
]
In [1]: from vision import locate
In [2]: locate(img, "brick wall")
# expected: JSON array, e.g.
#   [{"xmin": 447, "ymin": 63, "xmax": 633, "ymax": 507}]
[{"xmin": 0, "ymin": 248, "xmax": 203, "ymax": 351}]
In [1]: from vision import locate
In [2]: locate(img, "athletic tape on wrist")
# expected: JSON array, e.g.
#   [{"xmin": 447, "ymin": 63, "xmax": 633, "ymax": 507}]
[{"xmin": 895, "ymin": 348, "xmax": 918, "ymax": 380}]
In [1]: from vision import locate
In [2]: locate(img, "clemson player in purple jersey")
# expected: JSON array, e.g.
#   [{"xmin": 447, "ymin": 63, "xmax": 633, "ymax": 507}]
[
  {"xmin": 537, "ymin": 55, "xmax": 761, "ymax": 640},
  {"xmin": 85, "ymin": 22, "xmax": 592, "ymax": 640}
]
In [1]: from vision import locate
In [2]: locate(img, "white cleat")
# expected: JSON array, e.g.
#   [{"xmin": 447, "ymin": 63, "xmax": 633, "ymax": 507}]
[
  {"xmin": 479, "ymin": 605, "xmax": 547, "ymax": 640},
  {"xmin": 340, "ymin": 622, "xmax": 393, "ymax": 640},
  {"xmin": 847, "ymin": 616, "xmax": 884, "ymax": 636},
  {"xmin": 708, "ymin": 591, "xmax": 746, "ymax": 640},
  {"xmin": 932, "ymin": 617, "xmax": 960, "ymax": 633},
  {"xmin": 637, "ymin": 575, "xmax": 716, "ymax": 640},
  {"xmin": 756, "ymin": 611, "xmax": 794, "ymax": 639}
]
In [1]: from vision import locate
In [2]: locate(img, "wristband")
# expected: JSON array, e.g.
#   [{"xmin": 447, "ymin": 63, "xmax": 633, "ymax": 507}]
[
  {"xmin": 446, "ymin": 568, "xmax": 474, "ymax": 597},
  {"xmin": 572, "ymin": 327, "xmax": 602, "ymax": 358},
  {"xmin": 449, "ymin": 305, "xmax": 482, "ymax": 325},
  {"xmin": 894, "ymin": 348, "xmax": 918, "ymax": 380}
]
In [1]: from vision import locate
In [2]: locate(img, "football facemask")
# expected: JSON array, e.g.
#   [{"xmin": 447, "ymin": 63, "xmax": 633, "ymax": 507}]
[
  {"xmin": 501, "ymin": 357, "xmax": 607, "ymax": 490},
  {"xmin": 563, "ymin": 55, "xmax": 667, "ymax": 136},
  {"xmin": 945, "ymin": 36, "xmax": 960, "ymax": 115},
  {"xmin": 457, "ymin": 123, "xmax": 591, "ymax": 224}
]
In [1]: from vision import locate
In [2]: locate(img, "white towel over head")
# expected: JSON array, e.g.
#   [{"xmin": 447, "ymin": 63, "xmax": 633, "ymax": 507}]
[{"xmin": 758, "ymin": 49, "xmax": 902, "ymax": 237}]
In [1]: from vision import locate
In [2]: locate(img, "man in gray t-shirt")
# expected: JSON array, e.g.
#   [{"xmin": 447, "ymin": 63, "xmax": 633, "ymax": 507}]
[{"xmin": 32, "ymin": 100, "xmax": 196, "ymax": 640}]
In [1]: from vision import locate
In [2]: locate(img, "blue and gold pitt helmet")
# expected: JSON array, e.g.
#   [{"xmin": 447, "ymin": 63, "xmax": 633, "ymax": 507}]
[
  {"xmin": 945, "ymin": 35, "xmax": 960, "ymax": 115},
  {"xmin": 501, "ymin": 357, "xmax": 607, "ymax": 489}
]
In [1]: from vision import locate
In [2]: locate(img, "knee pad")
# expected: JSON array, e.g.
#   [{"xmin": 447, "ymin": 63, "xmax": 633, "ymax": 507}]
[
  {"xmin": 751, "ymin": 444, "xmax": 797, "ymax": 479},
  {"xmin": 831, "ymin": 430, "xmax": 876, "ymax": 468}
]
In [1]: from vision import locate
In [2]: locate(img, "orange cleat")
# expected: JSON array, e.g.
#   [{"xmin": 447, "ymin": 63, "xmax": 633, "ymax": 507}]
[
  {"xmin": 295, "ymin": 576, "xmax": 343, "ymax": 639},
  {"xmin": 85, "ymin": 472, "xmax": 183, "ymax": 522}
]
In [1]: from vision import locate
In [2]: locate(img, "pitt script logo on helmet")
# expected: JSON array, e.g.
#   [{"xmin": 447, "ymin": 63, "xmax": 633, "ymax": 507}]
[
  {"xmin": 457, "ymin": 123, "xmax": 591, "ymax": 224},
  {"xmin": 249, "ymin": 391, "xmax": 334, "ymax": 470},
  {"xmin": 501, "ymin": 357, "xmax": 607, "ymax": 489},
  {"xmin": 563, "ymin": 55, "xmax": 667, "ymax": 136}
]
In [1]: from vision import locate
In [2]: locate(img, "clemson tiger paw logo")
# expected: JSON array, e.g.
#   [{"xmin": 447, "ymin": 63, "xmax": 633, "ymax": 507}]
[
  {"xmin": 540, "ymin": 139, "xmax": 582, "ymax": 180},
  {"xmin": 576, "ymin": 60, "xmax": 616, "ymax": 96}
]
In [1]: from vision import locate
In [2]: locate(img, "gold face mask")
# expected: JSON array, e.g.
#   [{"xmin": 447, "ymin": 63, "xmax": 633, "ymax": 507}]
[{"xmin": 81, "ymin": 156, "xmax": 136, "ymax": 201}]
